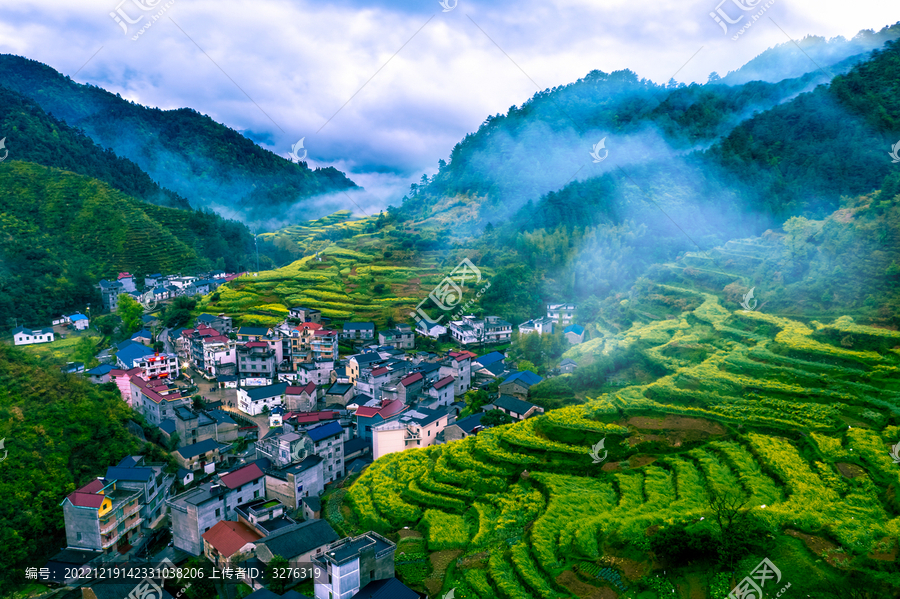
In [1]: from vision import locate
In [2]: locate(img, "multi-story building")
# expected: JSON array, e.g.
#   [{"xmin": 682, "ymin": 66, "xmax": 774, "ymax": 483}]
[
  {"xmin": 422, "ymin": 375, "xmax": 455, "ymax": 408},
  {"xmin": 237, "ymin": 382, "xmax": 286, "ymax": 416},
  {"xmin": 440, "ymin": 350, "xmax": 475, "ymax": 396},
  {"xmin": 97, "ymin": 279, "xmax": 124, "ymax": 312},
  {"xmin": 449, "ymin": 316, "xmax": 482, "ymax": 345},
  {"xmin": 311, "ymin": 330, "xmax": 339, "ymax": 361},
  {"xmin": 499, "ymin": 371, "xmax": 544, "ymax": 400},
  {"xmin": 355, "ymin": 366, "xmax": 393, "ymax": 402},
  {"xmin": 341, "ymin": 322, "xmax": 375, "ymax": 341},
  {"xmin": 167, "ymin": 463, "xmax": 266, "ymax": 555},
  {"xmin": 235, "ymin": 327, "xmax": 272, "ymax": 342},
  {"xmin": 195, "ymin": 313, "xmax": 234, "ymax": 335},
  {"xmin": 286, "ymin": 382, "xmax": 318, "ymax": 412},
  {"xmin": 129, "ymin": 375, "xmax": 191, "ymax": 426},
  {"xmin": 61, "ymin": 478, "xmax": 142, "ymax": 554},
  {"xmin": 378, "ymin": 326, "xmax": 414, "ymax": 350},
  {"xmin": 105, "ymin": 456, "xmax": 173, "ymax": 530},
  {"xmin": 371, "ymin": 407, "xmax": 450, "ymax": 460},
  {"xmin": 135, "ymin": 352, "xmax": 180, "ymax": 380},
  {"xmin": 347, "ymin": 352, "xmax": 384, "ymax": 384},
  {"xmin": 313, "ymin": 532, "xmax": 397, "ymax": 599},
  {"xmin": 547, "ymin": 303, "xmax": 577, "ymax": 325},
  {"xmin": 519, "ymin": 316, "xmax": 555, "ymax": 336},
  {"xmin": 174, "ymin": 438, "xmax": 222, "ymax": 472},
  {"xmin": 172, "ymin": 406, "xmax": 217, "ymax": 447},
  {"xmin": 264, "ymin": 455, "xmax": 325, "ymax": 509},
  {"xmin": 308, "ymin": 421, "xmax": 345, "ymax": 484},
  {"xmin": 296, "ymin": 360, "xmax": 334, "ymax": 387},
  {"xmin": 237, "ymin": 342, "xmax": 277, "ymax": 385},
  {"xmin": 289, "ymin": 306, "xmax": 321, "ymax": 323},
  {"xmin": 483, "ymin": 315, "xmax": 513, "ymax": 343}
]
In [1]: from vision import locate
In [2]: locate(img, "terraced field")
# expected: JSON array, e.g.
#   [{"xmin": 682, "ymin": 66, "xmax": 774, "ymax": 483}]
[
  {"xmin": 197, "ymin": 212, "xmax": 493, "ymax": 328},
  {"xmin": 338, "ymin": 285, "xmax": 900, "ymax": 597}
]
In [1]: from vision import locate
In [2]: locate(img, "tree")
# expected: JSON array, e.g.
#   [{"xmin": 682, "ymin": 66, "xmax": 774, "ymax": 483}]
[
  {"xmin": 266, "ymin": 555, "xmax": 290, "ymax": 594},
  {"xmin": 517, "ymin": 360, "xmax": 537, "ymax": 373},
  {"xmin": 481, "ymin": 410, "xmax": 514, "ymax": 427},
  {"xmin": 72, "ymin": 336, "xmax": 99, "ymax": 368},
  {"xmin": 116, "ymin": 295, "xmax": 144, "ymax": 334},
  {"xmin": 463, "ymin": 389, "xmax": 489, "ymax": 413},
  {"xmin": 163, "ymin": 296, "xmax": 198, "ymax": 328}
]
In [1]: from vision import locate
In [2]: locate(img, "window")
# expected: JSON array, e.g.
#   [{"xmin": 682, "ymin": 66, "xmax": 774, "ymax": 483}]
[
  {"xmin": 253, "ymin": 490, "xmax": 259, "ymax": 498},
  {"xmin": 77, "ymin": 532, "xmax": 82, "ymax": 541},
  {"xmin": 370, "ymin": 570, "xmax": 375, "ymax": 579},
  {"xmin": 215, "ymin": 508, "xmax": 221, "ymax": 517}
]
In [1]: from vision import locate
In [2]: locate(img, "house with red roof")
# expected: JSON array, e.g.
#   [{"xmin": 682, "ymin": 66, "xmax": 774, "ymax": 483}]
[
  {"xmin": 60, "ymin": 477, "xmax": 143, "ymax": 554},
  {"xmin": 441, "ymin": 350, "xmax": 475, "ymax": 396},
  {"xmin": 285, "ymin": 382, "xmax": 318, "ymax": 412},
  {"xmin": 424, "ymin": 374, "xmax": 456, "ymax": 408},
  {"xmin": 202, "ymin": 520, "xmax": 262, "ymax": 567},
  {"xmin": 354, "ymin": 400, "xmax": 408, "ymax": 440},
  {"xmin": 398, "ymin": 372, "xmax": 424, "ymax": 404},
  {"xmin": 129, "ymin": 374, "xmax": 192, "ymax": 426}
]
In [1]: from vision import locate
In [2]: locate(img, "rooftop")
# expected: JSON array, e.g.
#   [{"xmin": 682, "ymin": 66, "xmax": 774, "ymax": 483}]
[
  {"xmin": 502, "ymin": 370, "xmax": 543, "ymax": 387},
  {"xmin": 202, "ymin": 520, "xmax": 262, "ymax": 558}
]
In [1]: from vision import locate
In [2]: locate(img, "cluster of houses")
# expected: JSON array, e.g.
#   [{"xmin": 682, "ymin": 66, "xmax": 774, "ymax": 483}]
[
  {"xmin": 12, "ymin": 312, "xmax": 90, "ymax": 347},
  {"xmin": 55, "ymin": 452, "xmax": 410, "ymax": 598},
  {"xmin": 35, "ymin": 294, "xmax": 589, "ymax": 598},
  {"xmin": 97, "ymin": 271, "xmax": 243, "ymax": 312}
]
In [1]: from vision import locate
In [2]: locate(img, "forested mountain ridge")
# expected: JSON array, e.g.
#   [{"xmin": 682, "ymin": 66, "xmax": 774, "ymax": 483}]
[
  {"xmin": 0, "ymin": 161, "xmax": 260, "ymax": 327},
  {"xmin": 0, "ymin": 84, "xmax": 189, "ymax": 209},
  {"xmin": 0, "ymin": 55, "xmax": 359, "ymax": 225}
]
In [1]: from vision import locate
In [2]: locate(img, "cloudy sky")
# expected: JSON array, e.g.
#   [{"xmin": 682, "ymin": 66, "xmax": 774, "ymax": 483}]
[{"xmin": 1, "ymin": 0, "xmax": 896, "ymax": 207}]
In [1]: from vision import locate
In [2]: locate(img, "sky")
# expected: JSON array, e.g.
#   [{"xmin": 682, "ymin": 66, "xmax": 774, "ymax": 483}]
[{"xmin": 0, "ymin": 0, "xmax": 897, "ymax": 210}]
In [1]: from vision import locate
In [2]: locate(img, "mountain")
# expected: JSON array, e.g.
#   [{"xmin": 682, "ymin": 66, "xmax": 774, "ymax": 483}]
[
  {"xmin": 0, "ymin": 84, "xmax": 189, "ymax": 209},
  {"xmin": 0, "ymin": 161, "xmax": 259, "ymax": 327},
  {"xmin": 720, "ymin": 22, "xmax": 900, "ymax": 85},
  {"xmin": 0, "ymin": 55, "xmax": 359, "ymax": 225}
]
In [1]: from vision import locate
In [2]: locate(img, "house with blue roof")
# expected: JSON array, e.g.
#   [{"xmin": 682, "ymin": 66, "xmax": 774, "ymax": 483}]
[
  {"xmin": 115, "ymin": 341, "xmax": 156, "ymax": 369},
  {"xmin": 306, "ymin": 421, "xmax": 345, "ymax": 483},
  {"xmin": 67, "ymin": 313, "xmax": 90, "ymax": 331},
  {"xmin": 131, "ymin": 329, "xmax": 154, "ymax": 344},
  {"xmin": 105, "ymin": 455, "xmax": 174, "ymax": 529},
  {"xmin": 86, "ymin": 363, "xmax": 116, "ymax": 384},
  {"xmin": 564, "ymin": 323, "xmax": 585, "ymax": 344},
  {"xmin": 499, "ymin": 370, "xmax": 543, "ymax": 400}
]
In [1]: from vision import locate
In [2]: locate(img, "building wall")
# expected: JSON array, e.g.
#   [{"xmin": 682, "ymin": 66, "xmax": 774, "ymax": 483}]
[
  {"xmin": 63, "ymin": 504, "xmax": 100, "ymax": 550},
  {"xmin": 372, "ymin": 427, "xmax": 407, "ymax": 460}
]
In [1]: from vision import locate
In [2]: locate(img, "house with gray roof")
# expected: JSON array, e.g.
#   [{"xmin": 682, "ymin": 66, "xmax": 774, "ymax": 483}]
[
  {"xmin": 255, "ymin": 519, "xmax": 339, "ymax": 564},
  {"xmin": 12, "ymin": 326, "xmax": 55, "ymax": 346}
]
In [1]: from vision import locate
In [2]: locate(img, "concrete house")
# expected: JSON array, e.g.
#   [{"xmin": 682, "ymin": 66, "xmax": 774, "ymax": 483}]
[
  {"xmin": 265, "ymin": 455, "xmax": 325, "ymax": 509},
  {"xmin": 378, "ymin": 326, "xmax": 414, "ymax": 350},
  {"xmin": 61, "ymin": 479, "xmax": 142, "ymax": 554},
  {"xmin": 167, "ymin": 463, "xmax": 266, "ymax": 555},
  {"xmin": 105, "ymin": 455, "xmax": 174, "ymax": 530},
  {"xmin": 97, "ymin": 279, "xmax": 124, "ymax": 312},
  {"xmin": 487, "ymin": 394, "xmax": 544, "ymax": 420},
  {"xmin": 564, "ymin": 324, "xmax": 585, "ymax": 345},
  {"xmin": 518, "ymin": 316, "xmax": 554, "ymax": 336},
  {"xmin": 423, "ymin": 375, "xmax": 455, "ymax": 408},
  {"xmin": 307, "ymin": 421, "xmax": 345, "ymax": 483},
  {"xmin": 285, "ymin": 382, "xmax": 318, "ymax": 412},
  {"xmin": 397, "ymin": 372, "xmax": 424, "ymax": 404},
  {"xmin": 12, "ymin": 326, "xmax": 55, "ymax": 346},
  {"xmin": 238, "ymin": 382, "xmax": 287, "ymax": 416},
  {"xmin": 255, "ymin": 519, "xmax": 339, "ymax": 565},
  {"xmin": 85, "ymin": 363, "xmax": 116, "ymax": 384},
  {"xmin": 202, "ymin": 520, "xmax": 262, "ymax": 568},
  {"xmin": 559, "ymin": 358, "xmax": 578, "ymax": 373},
  {"xmin": 296, "ymin": 360, "xmax": 334, "ymax": 387},
  {"xmin": 499, "ymin": 371, "xmax": 543, "ymax": 400},
  {"xmin": 348, "ymin": 352, "xmax": 384, "ymax": 383},
  {"xmin": 67, "ymin": 313, "xmax": 90, "ymax": 331},
  {"xmin": 236, "ymin": 327, "xmax": 272, "ymax": 342},
  {"xmin": 289, "ymin": 306, "xmax": 322, "ymax": 324},
  {"xmin": 175, "ymin": 438, "xmax": 222, "ymax": 472},
  {"xmin": 313, "ymin": 532, "xmax": 396, "ymax": 599},
  {"xmin": 354, "ymin": 400, "xmax": 407, "ymax": 440},
  {"xmin": 547, "ymin": 303, "xmax": 577, "ymax": 325},
  {"xmin": 441, "ymin": 350, "xmax": 475, "ymax": 396},
  {"xmin": 238, "ymin": 342, "xmax": 277, "ymax": 385},
  {"xmin": 325, "ymin": 382, "xmax": 355, "ymax": 406},
  {"xmin": 372, "ymin": 407, "xmax": 449, "ymax": 460},
  {"xmin": 443, "ymin": 412, "xmax": 485, "ymax": 442},
  {"xmin": 129, "ymin": 375, "xmax": 191, "ymax": 426},
  {"xmin": 341, "ymin": 322, "xmax": 375, "ymax": 341}
]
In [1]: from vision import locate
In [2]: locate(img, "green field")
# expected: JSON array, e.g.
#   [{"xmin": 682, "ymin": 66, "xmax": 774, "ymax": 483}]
[
  {"xmin": 16, "ymin": 331, "xmax": 100, "ymax": 367},
  {"xmin": 333, "ymin": 283, "xmax": 900, "ymax": 598}
]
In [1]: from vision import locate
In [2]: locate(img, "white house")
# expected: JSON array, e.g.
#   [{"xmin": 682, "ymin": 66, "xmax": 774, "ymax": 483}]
[
  {"xmin": 238, "ymin": 382, "xmax": 287, "ymax": 416},
  {"xmin": 67, "ymin": 314, "xmax": 90, "ymax": 331},
  {"xmin": 13, "ymin": 326, "xmax": 55, "ymax": 346},
  {"xmin": 518, "ymin": 316, "xmax": 554, "ymax": 336},
  {"xmin": 547, "ymin": 303, "xmax": 577, "ymax": 324}
]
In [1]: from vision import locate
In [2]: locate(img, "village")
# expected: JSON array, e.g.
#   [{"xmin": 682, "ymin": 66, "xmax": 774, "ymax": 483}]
[{"xmin": 12, "ymin": 271, "xmax": 587, "ymax": 599}]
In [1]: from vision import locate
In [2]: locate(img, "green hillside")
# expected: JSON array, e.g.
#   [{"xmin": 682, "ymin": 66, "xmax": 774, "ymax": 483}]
[
  {"xmin": 0, "ymin": 161, "xmax": 255, "ymax": 327},
  {"xmin": 0, "ymin": 55, "xmax": 358, "ymax": 224},
  {"xmin": 336, "ymin": 282, "xmax": 900, "ymax": 597},
  {"xmin": 0, "ymin": 344, "xmax": 153, "ymax": 595}
]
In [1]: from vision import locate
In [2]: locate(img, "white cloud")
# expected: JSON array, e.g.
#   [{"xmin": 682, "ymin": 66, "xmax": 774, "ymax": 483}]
[{"xmin": 1, "ymin": 0, "xmax": 896, "ymax": 211}]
